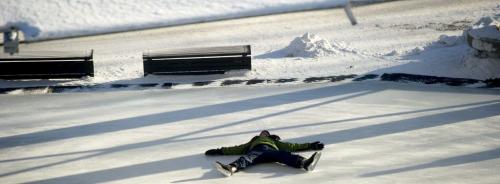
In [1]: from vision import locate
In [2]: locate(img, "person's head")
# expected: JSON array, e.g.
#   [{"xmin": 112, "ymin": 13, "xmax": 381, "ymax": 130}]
[
  {"xmin": 259, "ymin": 130, "xmax": 270, "ymax": 137},
  {"xmin": 259, "ymin": 130, "xmax": 281, "ymax": 141}
]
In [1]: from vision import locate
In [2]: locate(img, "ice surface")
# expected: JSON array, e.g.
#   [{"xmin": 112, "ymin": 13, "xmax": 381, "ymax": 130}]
[{"xmin": 0, "ymin": 82, "xmax": 499, "ymax": 183}]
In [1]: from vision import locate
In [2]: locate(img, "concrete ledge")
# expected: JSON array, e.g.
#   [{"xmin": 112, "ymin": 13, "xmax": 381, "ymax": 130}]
[{"xmin": 1, "ymin": 73, "xmax": 499, "ymax": 95}]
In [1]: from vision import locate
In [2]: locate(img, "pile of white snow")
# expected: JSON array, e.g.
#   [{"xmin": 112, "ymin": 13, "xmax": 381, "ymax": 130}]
[
  {"xmin": 282, "ymin": 33, "xmax": 356, "ymax": 58},
  {"xmin": 471, "ymin": 15, "xmax": 499, "ymax": 30},
  {"xmin": 257, "ymin": 33, "xmax": 359, "ymax": 59},
  {"xmin": 469, "ymin": 25, "xmax": 500, "ymax": 52},
  {"xmin": 470, "ymin": 24, "xmax": 500, "ymax": 40},
  {"xmin": 467, "ymin": 15, "xmax": 500, "ymax": 53}
]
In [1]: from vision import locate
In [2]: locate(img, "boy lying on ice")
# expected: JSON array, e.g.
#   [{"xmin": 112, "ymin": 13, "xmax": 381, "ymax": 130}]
[{"xmin": 205, "ymin": 130, "xmax": 324, "ymax": 176}]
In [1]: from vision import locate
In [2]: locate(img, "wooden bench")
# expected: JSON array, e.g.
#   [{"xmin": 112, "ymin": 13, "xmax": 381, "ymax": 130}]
[
  {"xmin": 143, "ymin": 45, "xmax": 251, "ymax": 75},
  {"xmin": 0, "ymin": 50, "xmax": 94, "ymax": 79}
]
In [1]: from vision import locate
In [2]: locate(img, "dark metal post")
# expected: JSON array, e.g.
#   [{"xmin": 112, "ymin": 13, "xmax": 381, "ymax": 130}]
[
  {"xmin": 3, "ymin": 27, "xmax": 20, "ymax": 55},
  {"xmin": 344, "ymin": 0, "xmax": 358, "ymax": 25}
]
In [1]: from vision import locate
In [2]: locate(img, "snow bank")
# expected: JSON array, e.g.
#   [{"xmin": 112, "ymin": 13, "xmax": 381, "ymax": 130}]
[
  {"xmin": 437, "ymin": 35, "xmax": 463, "ymax": 47},
  {"xmin": 257, "ymin": 33, "xmax": 358, "ymax": 59},
  {"xmin": 467, "ymin": 14, "xmax": 500, "ymax": 52},
  {"xmin": 469, "ymin": 25, "xmax": 500, "ymax": 52},
  {"xmin": 385, "ymin": 35, "xmax": 464, "ymax": 57},
  {"xmin": 374, "ymin": 14, "xmax": 500, "ymax": 81},
  {"xmin": 469, "ymin": 25, "xmax": 500, "ymax": 41},
  {"xmin": 462, "ymin": 49, "xmax": 500, "ymax": 79},
  {"xmin": 283, "ymin": 33, "xmax": 356, "ymax": 58},
  {"xmin": 471, "ymin": 14, "xmax": 499, "ymax": 29},
  {"xmin": 0, "ymin": 0, "xmax": 380, "ymax": 41}
]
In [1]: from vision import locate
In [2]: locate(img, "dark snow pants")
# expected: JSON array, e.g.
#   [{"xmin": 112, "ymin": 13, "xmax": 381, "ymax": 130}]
[{"xmin": 230, "ymin": 144, "xmax": 305, "ymax": 171}]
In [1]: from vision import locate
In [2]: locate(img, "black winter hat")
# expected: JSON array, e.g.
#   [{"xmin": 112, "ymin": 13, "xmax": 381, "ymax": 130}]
[{"xmin": 260, "ymin": 130, "xmax": 270, "ymax": 136}]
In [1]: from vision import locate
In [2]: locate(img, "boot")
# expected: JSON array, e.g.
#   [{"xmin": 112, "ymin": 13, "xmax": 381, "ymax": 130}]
[
  {"xmin": 303, "ymin": 152, "xmax": 322, "ymax": 171},
  {"xmin": 213, "ymin": 161, "xmax": 237, "ymax": 177}
]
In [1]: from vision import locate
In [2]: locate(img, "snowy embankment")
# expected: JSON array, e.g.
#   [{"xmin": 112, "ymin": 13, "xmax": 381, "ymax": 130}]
[
  {"xmin": 0, "ymin": 0, "xmax": 499, "ymax": 93},
  {"xmin": 0, "ymin": 0, "xmax": 378, "ymax": 41}
]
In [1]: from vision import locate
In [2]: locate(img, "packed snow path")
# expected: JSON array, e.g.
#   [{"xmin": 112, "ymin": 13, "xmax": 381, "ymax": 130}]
[{"xmin": 0, "ymin": 81, "xmax": 499, "ymax": 183}]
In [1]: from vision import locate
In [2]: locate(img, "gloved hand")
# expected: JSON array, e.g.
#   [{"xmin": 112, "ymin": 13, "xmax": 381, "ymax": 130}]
[
  {"xmin": 205, "ymin": 149, "xmax": 223, "ymax": 156},
  {"xmin": 310, "ymin": 141, "xmax": 324, "ymax": 150},
  {"xmin": 269, "ymin": 134, "xmax": 281, "ymax": 141}
]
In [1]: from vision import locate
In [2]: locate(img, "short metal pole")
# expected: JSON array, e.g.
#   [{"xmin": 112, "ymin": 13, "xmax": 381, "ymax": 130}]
[
  {"xmin": 344, "ymin": 0, "xmax": 358, "ymax": 25},
  {"xmin": 3, "ymin": 27, "xmax": 20, "ymax": 55}
]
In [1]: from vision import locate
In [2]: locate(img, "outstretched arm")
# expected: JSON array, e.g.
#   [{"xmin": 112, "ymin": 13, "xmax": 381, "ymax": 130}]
[
  {"xmin": 309, "ymin": 141, "xmax": 324, "ymax": 150},
  {"xmin": 205, "ymin": 148, "xmax": 223, "ymax": 155},
  {"xmin": 276, "ymin": 141, "xmax": 324, "ymax": 152},
  {"xmin": 205, "ymin": 143, "xmax": 250, "ymax": 156}
]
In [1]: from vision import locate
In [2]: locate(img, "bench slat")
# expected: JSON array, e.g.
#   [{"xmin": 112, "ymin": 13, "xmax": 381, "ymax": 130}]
[{"xmin": 144, "ymin": 45, "xmax": 250, "ymax": 59}]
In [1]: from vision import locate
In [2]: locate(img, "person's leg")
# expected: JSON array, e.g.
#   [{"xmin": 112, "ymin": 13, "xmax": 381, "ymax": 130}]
[
  {"xmin": 256, "ymin": 150, "xmax": 306, "ymax": 168},
  {"xmin": 229, "ymin": 145, "xmax": 309, "ymax": 171},
  {"xmin": 250, "ymin": 150, "xmax": 322, "ymax": 171},
  {"xmin": 303, "ymin": 152, "xmax": 322, "ymax": 171},
  {"xmin": 229, "ymin": 150, "xmax": 265, "ymax": 171}
]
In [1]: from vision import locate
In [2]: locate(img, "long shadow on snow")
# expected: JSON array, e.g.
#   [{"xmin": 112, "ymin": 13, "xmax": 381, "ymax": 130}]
[
  {"xmin": 2, "ymin": 72, "xmax": 499, "ymax": 149},
  {"xmin": 23, "ymin": 154, "xmax": 215, "ymax": 184},
  {"xmin": 0, "ymin": 82, "xmax": 376, "ymax": 149},
  {"xmin": 172, "ymin": 163, "xmax": 305, "ymax": 183},
  {"xmin": 286, "ymin": 101, "xmax": 500, "ymax": 144},
  {"xmin": 1, "ymin": 99, "xmax": 496, "ymax": 164},
  {"xmin": 0, "ymin": 90, "xmax": 176, "ymax": 126},
  {"xmin": 2, "ymin": 79, "xmax": 497, "ymax": 149},
  {"xmin": 361, "ymin": 147, "xmax": 500, "ymax": 177}
]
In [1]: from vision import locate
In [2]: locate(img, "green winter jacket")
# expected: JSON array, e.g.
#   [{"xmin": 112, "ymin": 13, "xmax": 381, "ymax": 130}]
[{"xmin": 220, "ymin": 136, "xmax": 311, "ymax": 155}]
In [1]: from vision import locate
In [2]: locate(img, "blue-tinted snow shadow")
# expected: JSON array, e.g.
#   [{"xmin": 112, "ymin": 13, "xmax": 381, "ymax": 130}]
[
  {"xmin": 170, "ymin": 162, "xmax": 305, "ymax": 183},
  {"xmin": 286, "ymin": 101, "xmax": 500, "ymax": 145},
  {"xmin": 23, "ymin": 154, "xmax": 214, "ymax": 184},
  {"xmin": 283, "ymin": 99, "xmax": 500, "ymax": 178},
  {"xmin": 3, "ymin": 80, "xmax": 494, "ymax": 150},
  {"xmin": 373, "ymin": 44, "xmax": 472, "ymax": 76},
  {"xmin": 0, "ymin": 82, "xmax": 377, "ymax": 149},
  {"xmin": 360, "ymin": 147, "xmax": 500, "ymax": 177},
  {"xmin": 23, "ymin": 156, "xmax": 306, "ymax": 184},
  {"xmin": 254, "ymin": 48, "xmax": 289, "ymax": 59},
  {"xmin": 0, "ymin": 21, "xmax": 40, "ymax": 41},
  {"xmin": 367, "ymin": 34, "xmax": 499, "ymax": 82}
]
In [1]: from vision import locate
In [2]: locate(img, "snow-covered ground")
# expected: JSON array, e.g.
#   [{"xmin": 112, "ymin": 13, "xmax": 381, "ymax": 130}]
[
  {"xmin": 0, "ymin": 0, "xmax": 380, "ymax": 41},
  {"xmin": 0, "ymin": 81, "xmax": 499, "ymax": 183},
  {"xmin": 1, "ymin": 1, "xmax": 500, "ymax": 183}
]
